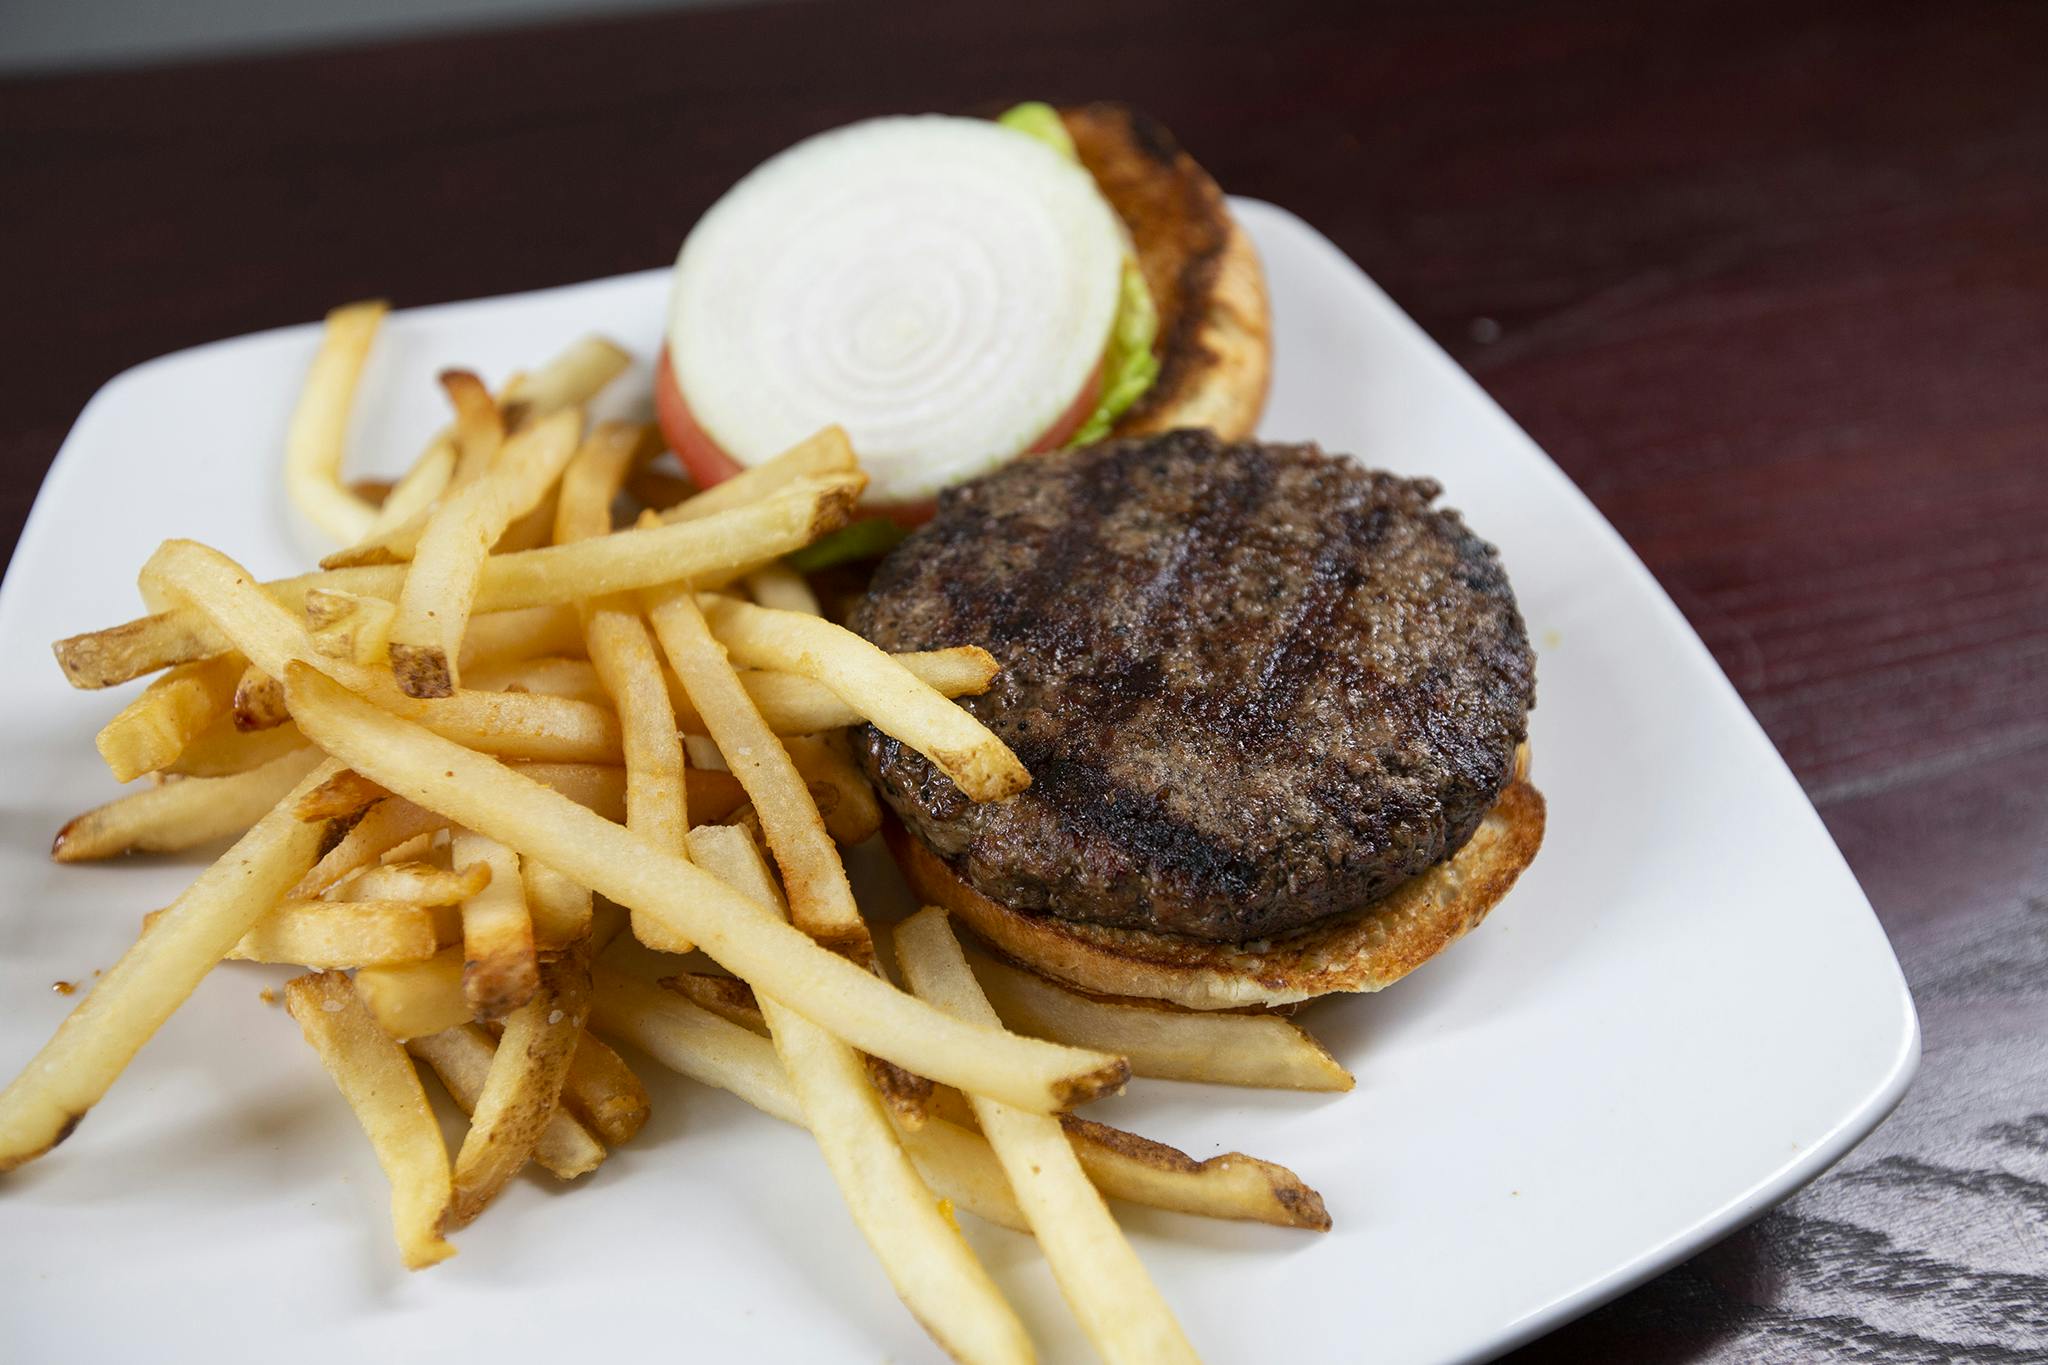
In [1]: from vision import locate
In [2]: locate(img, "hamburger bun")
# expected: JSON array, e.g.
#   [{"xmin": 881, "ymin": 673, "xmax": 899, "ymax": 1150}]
[
  {"xmin": 1060, "ymin": 103, "xmax": 1272, "ymax": 443},
  {"xmin": 888, "ymin": 765, "xmax": 1544, "ymax": 1012}
]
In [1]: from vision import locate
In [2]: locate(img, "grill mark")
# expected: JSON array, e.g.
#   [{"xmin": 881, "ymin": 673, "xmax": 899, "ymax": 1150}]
[
  {"xmin": 1187, "ymin": 496, "xmax": 1392, "ymax": 748},
  {"xmin": 957, "ymin": 451, "xmax": 1137, "ymax": 655},
  {"xmin": 1118, "ymin": 445, "xmax": 1275, "ymax": 636},
  {"xmin": 1015, "ymin": 740, "xmax": 1263, "ymax": 904}
]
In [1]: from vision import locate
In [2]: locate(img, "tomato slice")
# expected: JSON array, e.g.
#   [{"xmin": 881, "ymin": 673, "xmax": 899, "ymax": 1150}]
[
  {"xmin": 1025, "ymin": 362, "xmax": 1104, "ymax": 454},
  {"xmin": 654, "ymin": 347, "xmax": 747, "ymax": 491},
  {"xmin": 654, "ymin": 345, "xmax": 1105, "ymax": 528}
]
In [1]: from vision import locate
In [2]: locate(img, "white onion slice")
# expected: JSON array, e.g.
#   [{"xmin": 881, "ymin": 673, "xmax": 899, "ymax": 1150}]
[{"xmin": 667, "ymin": 116, "xmax": 1126, "ymax": 506}]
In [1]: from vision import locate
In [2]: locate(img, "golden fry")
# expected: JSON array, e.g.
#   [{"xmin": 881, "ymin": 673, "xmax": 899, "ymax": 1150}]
[
  {"xmin": 701, "ymin": 597, "xmax": 1026, "ymax": 802},
  {"xmin": 231, "ymin": 664, "xmax": 290, "ymax": 731},
  {"xmin": 451, "ymin": 831, "xmax": 537, "ymax": 1021},
  {"xmin": 52, "ymin": 748, "xmax": 326, "ymax": 862},
  {"xmin": 970, "ymin": 952, "xmax": 1352, "ymax": 1092},
  {"xmin": 390, "ymin": 408, "xmax": 583, "ymax": 696},
  {"xmin": 448, "ymin": 951, "xmax": 590, "ymax": 1224},
  {"xmin": 54, "ymin": 479, "xmax": 862, "ymax": 690},
  {"xmin": 285, "ymin": 665, "xmax": 1124, "ymax": 1112},
  {"xmin": 94, "ymin": 653, "xmax": 243, "ymax": 782},
  {"xmin": 284, "ymin": 301, "xmax": 388, "ymax": 543},
  {"xmin": 285, "ymin": 971, "xmax": 456, "ymax": 1268},
  {"xmin": 689, "ymin": 826, "xmax": 1027, "ymax": 1364},
  {"xmin": 0, "ymin": 760, "xmax": 341, "ymax": 1169},
  {"xmin": 648, "ymin": 586, "xmax": 861, "ymax": 946},
  {"xmin": 896, "ymin": 907, "xmax": 1197, "ymax": 1364},
  {"xmin": 408, "ymin": 1024, "xmax": 604, "ymax": 1181}
]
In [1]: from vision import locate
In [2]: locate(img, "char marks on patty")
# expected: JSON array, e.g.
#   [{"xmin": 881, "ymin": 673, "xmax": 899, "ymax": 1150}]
[{"xmin": 853, "ymin": 431, "xmax": 1535, "ymax": 943}]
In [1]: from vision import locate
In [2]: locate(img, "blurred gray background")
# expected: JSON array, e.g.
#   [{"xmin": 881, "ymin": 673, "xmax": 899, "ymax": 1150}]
[{"xmin": 0, "ymin": 0, "xmax": 777, "ymax": 73}]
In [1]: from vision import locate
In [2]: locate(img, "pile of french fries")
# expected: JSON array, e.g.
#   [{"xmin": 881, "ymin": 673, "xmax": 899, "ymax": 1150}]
[{"xmin": 0, "ymin": 301, "xmax": 1354, "ymax": 1363}]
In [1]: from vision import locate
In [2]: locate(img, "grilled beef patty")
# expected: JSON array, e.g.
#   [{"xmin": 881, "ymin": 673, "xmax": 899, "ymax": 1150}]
[{"xmin": 852, "ymin": 431, "xmax": 1536, "ymax": 943}]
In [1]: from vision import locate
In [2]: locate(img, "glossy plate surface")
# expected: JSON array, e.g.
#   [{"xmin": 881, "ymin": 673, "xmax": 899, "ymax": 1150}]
[{"xmin": 0, "ymin": 200, "xmax": 1916, "ymax": 1363}]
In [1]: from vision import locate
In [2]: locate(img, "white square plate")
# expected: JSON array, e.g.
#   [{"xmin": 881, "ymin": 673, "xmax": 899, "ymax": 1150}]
[{"xmin": 0, "ymin": 200, "xmax": 1916, "ymax": 1363}]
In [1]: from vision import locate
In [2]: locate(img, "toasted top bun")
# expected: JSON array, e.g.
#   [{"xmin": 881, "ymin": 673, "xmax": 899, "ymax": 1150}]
[
  {"xmin": 1059, "ymin": 103, "xmax": 1272, "ymax": 442},
  {"xmin": 889, "ymin": 776, "xmax": 1545, "ymax": 1011}
]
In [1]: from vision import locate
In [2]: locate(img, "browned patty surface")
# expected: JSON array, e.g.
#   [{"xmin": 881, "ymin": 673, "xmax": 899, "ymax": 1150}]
[{"xmin": 853, "ymin": 431, "xmax": 1536, "ymax": 943}]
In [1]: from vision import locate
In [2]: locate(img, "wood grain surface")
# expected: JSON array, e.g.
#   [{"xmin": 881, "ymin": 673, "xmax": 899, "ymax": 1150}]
[{"xmin": 2, "ymin": 0, "xmax": 2043, "ymax": 1358}]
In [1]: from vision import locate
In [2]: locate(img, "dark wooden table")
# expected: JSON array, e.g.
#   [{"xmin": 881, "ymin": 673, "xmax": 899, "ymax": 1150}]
[{"xmin": 4, "ymin": 0, "xmax": 2043, "ymax": 1358}]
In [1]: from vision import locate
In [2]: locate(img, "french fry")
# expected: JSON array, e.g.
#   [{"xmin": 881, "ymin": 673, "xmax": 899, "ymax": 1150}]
[
  {"xmin": 647, "ymin": 585, "xmax": 862, "ymax": 947},
  {"xmin": 457, "ymin": 605, "xmax": 585, "ymax": 670},
  {"xmin": 378, "ymin": 831, "xmax": 441, "ymax": 865},
  {"xmin": 361, "ymin": 437, "xmax": 456, "ymax": 538},
  {"xmin": 918, "ymin": 1082, "xmax": 1329, "ymax": 1229},
  {"xmin": 452, "ymin": 831, "xmax": 537, "ymax": 1021},
  {"xmin": 51, "ymin": 748, "xmax": 326, "ymax": 862},
  {"xmin": 408, "ymin": 1024, "xmax": 605, "ymax": 1181},
  {"xmin": 447, "ymin": 950, "xmax": 590, "ymax": 1225},
  {"xmin": 558, "ymin": 1029, "xmax": 651, "ymax": 1145},
  {"xmin": 325, "ymin": 370, "xmax": 504, "ymax": 570},
  {"xmin": 682, "ymin": 649, "xmax": 998, "ymax": 735},
  {"xmin": 53, "ymin": 479, "xmax": 863, "ymax": 690},
  {"xmin": 408, "ymin": 690, "xmax": 624, "ymax": 763},
  {"xmin": 553, "ymin": 421, "xmax": 658, "ymax": 545},
  {"xmin": 296, "ymin": 762, "xmax": 656, "ymax": 826},
  {"xmin": 969, "ymin": 952, "xmax": 1352, "ymax": 1092},
  {"xmin": 304, "ymin": 588, "xmax": 396, "ymax": 665},
  {"xmin": 663, "ymin": 972, "xmax": 767, "ymax": 1033},
  {"xmin": 590, "ymin": 967, "xmax": 799, "ymax": 1121},
  {"xmin": 192, "ymin": 899, "xmax": 447, "ymax": 968},
  {"xmin": 743, "ymin": 562, "xmax": 821, "ymax": 615},
  {"xmin": 390, "ymin": 408, "xmax": 583, "ymax": 696},
  {"xmin": 132, "ymin": 546, "xmax": 634, "ymax": 773},
  {"xmin": 357, "ymin": 949, "xmax": 471, "ymax": 1040},
  {"xmin": 521, "ymin": 858, "xmax": 593, "ymax": 952},
  {"xmin": 463, "ymin": 656, "xmax": 609, "ymax": 704},
  {"xmin": 781, "ymin": 733, "xmax": 882, "ymax": 846},
  {"xmin": 598, "ymin": 968, "xmax": 1321, "ymax": 1231},
  {"xmin": 1060, "ymin": 1116, "xmax": 1331, "ymax": 1231},
  {"xmin": 284, "ymin": 301, "xmax": 388, "ymax": 543},
  {"xmin": 294, "ymin": 767, "xmax": 393, "ymax": 821},
  {"xmin": 659, "ymin": 426, "xmax": 856, "ymax": 525},
  {"xmin": 231, "ymin": 663, "xmax": 290, "ymax": 730},
  {"xmin": 284, "ymin": 971, "xmax": 456, "ymax": 1269},
  {"xmin": 501, "ymin": 335, "xmax": 630, "ymax": 420},
  {"xmin": 591, "ymin": 971, "xmax": 1020, "ymax": 1227},
  {"xmin": 688, "ymin": 825, "xmax": 1029, "ymax": 1364},
  {"xmin": 165, "ymin": 718, "xmax": 310, "ymax": 777},
  {"xmin": 701, "ymin": 598, "xmax": 1027, "ymax": 802},
  {"xmin": 327, "ymin": 859, "xmax": 491, "ymax": 907},
  {"xmin": 285, "ymin": 665, "xmax": 1126, "ymax": 1112},
  {"xmin": 895, "ymin": 907, "xmax": 1197, "ymax": 1365},
  {"xmin": 50, "ymin": 608, "xmax": 224, "ymax": 692},
  {"xmin": 0, "ymin": 759, "xmax": 341, "ymax": 1169},
  {"xmin": 94, "ymin": 653, "xmax": 244, "ymax": 782},
  {"xmin": 290, "ymin": 798, "xmax": 449, "ymax": 898},
  {"xmin": 559, "ymin": 422, "xmax": 694, "ymax": 953},
  {"xmin": 891, "ymin": 1116, "xmax": 1029, "ymax": 1232}
]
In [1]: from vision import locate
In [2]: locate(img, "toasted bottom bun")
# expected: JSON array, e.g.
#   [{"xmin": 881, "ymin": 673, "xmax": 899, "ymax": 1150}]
[
  {"xmin": 1060, "ymin": 103, "xmax": 1273, "ymax": 443},
  {"xmin": 887, "ymin": 778, "xmax": 1546, "ymax": 1011}
]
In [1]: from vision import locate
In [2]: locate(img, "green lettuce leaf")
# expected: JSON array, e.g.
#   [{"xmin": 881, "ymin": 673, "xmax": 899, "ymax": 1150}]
[
  {"xmin": 784, "ymin": 516, "xmax": 910, "ymax": 572},
  {"xmin": 996, "ymin": 101, "xmax": 1078, "ymax": 160},
  {"xmin": 999, "ymin": 102, "xmax": 1159, "ymax": 446}
]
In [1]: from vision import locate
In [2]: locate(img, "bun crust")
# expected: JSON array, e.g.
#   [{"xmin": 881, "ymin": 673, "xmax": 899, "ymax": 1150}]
[
  {"xmin": 888, "ymin": 777, "xmax": 1546, "ymax": 1011},
  {"xmin": 1059, "ymin": 103, "xmax": 1271, "ymax": 441}
]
